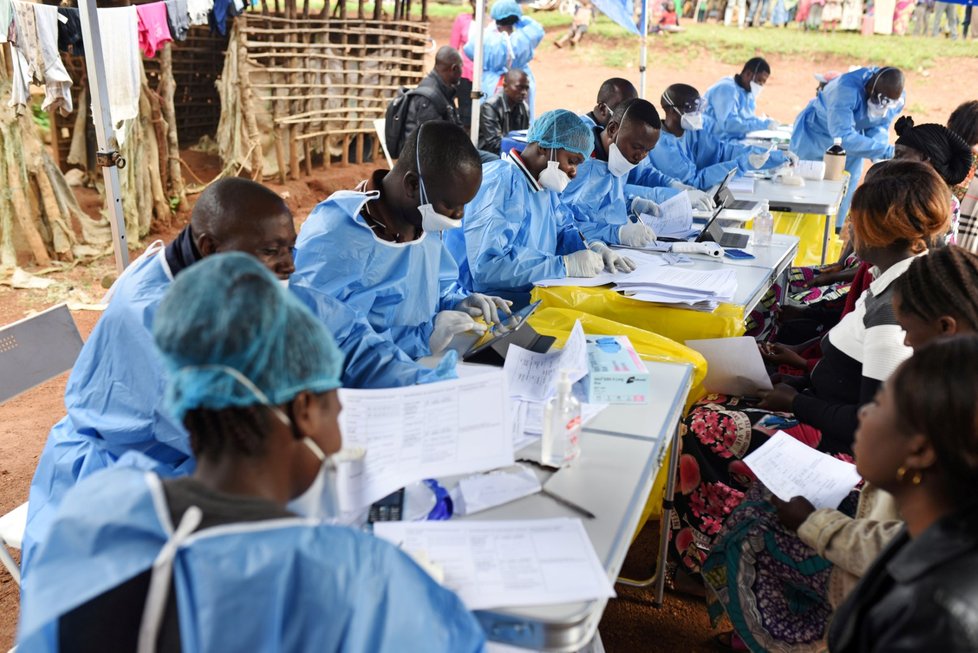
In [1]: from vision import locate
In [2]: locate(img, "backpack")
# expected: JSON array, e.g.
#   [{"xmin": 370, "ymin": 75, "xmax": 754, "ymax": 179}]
[{"xmin": 384, "ymin": 84, "xmax": 451, "ymax": 158}]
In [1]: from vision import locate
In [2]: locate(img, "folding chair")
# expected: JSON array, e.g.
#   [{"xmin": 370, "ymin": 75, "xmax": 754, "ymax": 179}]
[{"xmin": 0, "ymin": 304, "xmax": 84, "ymax": 585}]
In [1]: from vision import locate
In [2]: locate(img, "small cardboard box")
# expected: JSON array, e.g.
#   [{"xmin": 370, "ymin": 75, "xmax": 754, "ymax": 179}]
[{"xmin": 584, "ymin": 335, "xmax": 650, "ymax": 404}]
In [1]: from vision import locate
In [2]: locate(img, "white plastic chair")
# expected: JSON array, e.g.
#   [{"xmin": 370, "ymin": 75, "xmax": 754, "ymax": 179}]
[
  {"xmin": 0, "ymin": 304, "xmax": 84, "ymax": 585},
  {"xmin": 374, "ymin": 118, "xmax": 394, "ymax": 168}
]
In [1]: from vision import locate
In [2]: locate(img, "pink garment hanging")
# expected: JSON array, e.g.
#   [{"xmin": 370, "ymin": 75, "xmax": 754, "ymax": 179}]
[{"xmin": 136, "ymin": 1, "xmax": 172, "ymax": 57}]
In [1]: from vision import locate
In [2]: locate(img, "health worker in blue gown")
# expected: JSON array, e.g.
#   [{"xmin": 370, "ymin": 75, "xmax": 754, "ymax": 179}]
[
  {"xmin": 704, "ymin": 57, "xmax": 779, "ymax": 140},
  {"xmin": 562, "ymin": 98, "xmax": 718, "ymax": 248},
  {"xmin": 465, "ymin": 0, "xmax": 544, "ymax": 119},
  {"xmin": 292, "ymin": 121, "xmax": 512, "ymax": 360},
  {"xmin": 17, "ymin": 253, "xmax": 485, "ymax": 653},
  {"xmin": 650, "ymin": 83, "xmax": 790, "ymax": 191},
  {"xmin": 443, "ymin": 109, "xmax": 636, "ymax": 308},
  {"xmin": 21, "ymin": 179, "xmax": 455, "ymax": 576},
  {"xmin": 791, "ymin": 66, "xmax": 905, "ymax": 228}
]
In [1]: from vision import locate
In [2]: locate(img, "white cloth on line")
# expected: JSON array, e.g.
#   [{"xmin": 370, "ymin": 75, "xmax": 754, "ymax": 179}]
[
  {"xmin": 97, "ymin": 6, "xmax": 142, "ymax": 141},
  {"xmin": 33, "ymin": 3, "xmax": 73, "ymax": 116},
  {"xmin": 187, "ymin": 0, "xmax": 213, "ymax": 26},
  {"xmin": 8, "ymin": 0, "xmax": 40, "ymax": 112}
]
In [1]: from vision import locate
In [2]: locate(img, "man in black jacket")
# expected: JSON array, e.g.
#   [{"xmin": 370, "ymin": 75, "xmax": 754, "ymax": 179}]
[
  {"xmin": 477, "ymin": 69, "xmax": 530, "ymax": 154},
  {"xmin": 398, "ymin": 47, "xmax": 464, "ymax": 156}
]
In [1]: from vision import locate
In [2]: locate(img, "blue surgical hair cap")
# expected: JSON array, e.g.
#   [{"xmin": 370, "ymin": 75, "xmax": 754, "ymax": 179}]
[
  {"xmin": 153, "ymin": 252, "xmax": 343, "ymax": 421},
  {"xmin": 526, "ymin": 109, "xmax": 595, "ymax": 157},
  {"xmin": 490, "ymin": 0, "xmax": 522, "ymax": 21}
]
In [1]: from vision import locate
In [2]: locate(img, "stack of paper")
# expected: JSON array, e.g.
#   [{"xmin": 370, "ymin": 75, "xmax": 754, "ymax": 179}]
[
  {"xmin": 614, "ymin": 266, "xmax": 738, "ymax": 311},
  {"xmin": 534, "ymin": 249, "xmax": 667, "ymax": 289},
  {"xmin": 639, "ymin": 191, "xmax": 694, "ymax": 240}
]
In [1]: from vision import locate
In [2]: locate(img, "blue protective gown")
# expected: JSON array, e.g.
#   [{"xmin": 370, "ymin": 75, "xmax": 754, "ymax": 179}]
[
  {"xmin": 465, "ymin": 18, "xmax": 544, "ymax": 118},
  {"xmin": 21, "ymin": 250, "xmax": 456, "ymax": 575},
  {"xmin": 443, "ymin": 158, "xmax": 586, "ymax": 306},
  {"xmin": 704, "ymin": 76, "xmax": 770, "ymax": 140},
  {"xmin": 17, "ymin": 467, "xmax": 486, "ymax": 652},
  {"xmin": 626, "ymin": 157, "xmax": 680, "ymax": 199},
  {"xmin": 650, "ymin": 116, "xmax": 787, "ymax": 190},
  {"xmin": 560, "ymin": 158, "xmax": 680, "ymax": 243},
  {"xmin": 293, "ymin": 191, "xmax": 468, "ymax": 360},
  {"xmin": 790, "ymin": 67, "xmax": 903, "ymax": 227}
]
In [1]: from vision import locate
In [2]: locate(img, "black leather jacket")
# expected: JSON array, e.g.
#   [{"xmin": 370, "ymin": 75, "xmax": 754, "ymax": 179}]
[
  {"xmin": 400, "ymin": 72, "xmax": 461, "ymax": 155},
  {"xmin": 478, "ymin": 93, "xmax": 529, "ymax": 154},
  {"xmin": 828, "ymin": 507, "xmax": 978, "ymax": 652}
]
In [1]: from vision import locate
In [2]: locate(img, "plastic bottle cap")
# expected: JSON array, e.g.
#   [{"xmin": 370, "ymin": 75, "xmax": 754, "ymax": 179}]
[
  {"xmin": 833, "ymin": 137, "xmax": 842, "ymax": 145},
  {"xmin": 557, "ymin": 370, "xmax": 572, "ymax": 394}
]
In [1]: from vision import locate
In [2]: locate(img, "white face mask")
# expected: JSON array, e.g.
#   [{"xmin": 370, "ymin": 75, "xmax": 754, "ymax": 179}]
[
  {"xmin": 681, "ymin": 111, "xmax": 704, "ymax": 132},
  {"xmin": 867, "ymin": 100, "xmax": 888, "ymax": 121},
  {"xmin": 286, "ymin": 437, "xmax": 339, "ymax": 521},
  {"xmin": 415, "ymin": 124, "xmax": 461, "ymax": 233},
  {"xmin": 538, "ymin": 148, "xmax": 572, "ymax": 192},
  {"xmin": 607, "ymin": 142, "xmax": 638, "ymax": 178},
  {"xmin": 750, "ymin": 81, "xmax": 764, "ymax": 98}
]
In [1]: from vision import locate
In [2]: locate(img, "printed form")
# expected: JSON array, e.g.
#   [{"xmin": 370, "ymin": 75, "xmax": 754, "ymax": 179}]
[
  {"xmin": 374, "ymin": 518, "xmax": 616, "ymax": 610},
  {"xmin": 337, "ymin": 371, "xmax": 514, "ymax": 511}
]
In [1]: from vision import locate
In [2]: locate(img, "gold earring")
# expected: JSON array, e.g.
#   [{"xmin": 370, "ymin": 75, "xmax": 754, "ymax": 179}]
[
  {"xmin": 911, "ymin": 471, "xmax": 923, "ymax": 485},
  {"xmin": 896, "ymin": 466, "xmax": 923, "ymax": 485},
  {"xmin": 896, "ymin": 466, "xmax": 907, "ymax": 482}
]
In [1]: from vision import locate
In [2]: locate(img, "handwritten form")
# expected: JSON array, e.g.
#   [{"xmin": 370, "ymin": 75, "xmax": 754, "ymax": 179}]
[
  {"xmin": 640, "ymin": 191, "xmax": 693, "ymax": 239},
  {"xmin": 374, "ymin": 518, "xmax": 616, "ymax": 610},
  {"xmin": 337, "ymin": 371, "xmax": 514, "ymax": 512},
  {"xmin": 685, "ymin": 336, "xmax": 773, "ymax": 396},
  {"xmin": 744, "ymin": 431, "xmax": 862, "ymax": 509},
  {"xmin": 504, "ymin": 320, "xmax": 588, "ymax": 401}
]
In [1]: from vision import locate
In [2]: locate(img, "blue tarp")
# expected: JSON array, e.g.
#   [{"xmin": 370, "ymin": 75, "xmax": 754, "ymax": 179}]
[{"xmin": 591, "ymin": 0, "xmax": 640, "ymax": 34}]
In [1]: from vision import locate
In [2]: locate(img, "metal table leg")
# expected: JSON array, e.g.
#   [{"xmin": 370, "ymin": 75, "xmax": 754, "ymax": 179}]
[{"xmin": 615, "ymin": 423, "xmax": 681, "ymax": 607}]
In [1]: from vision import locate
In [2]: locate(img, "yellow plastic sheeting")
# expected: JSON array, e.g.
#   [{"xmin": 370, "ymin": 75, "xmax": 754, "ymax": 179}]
[
  {"xmin": 527, "ymin": 307, "xmax": 704, "ymax": 526},
  {"xmin": 531, "ymin": 286, "xmax": 746, "ymax": 344},
  {"xmin": 766, "ymin": 211, "xmax": 843, "ymax": 267}
]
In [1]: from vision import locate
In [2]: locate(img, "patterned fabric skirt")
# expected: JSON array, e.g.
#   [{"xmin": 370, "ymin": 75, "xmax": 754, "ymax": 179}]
[{"xmin": 669, "ymin": 394, "xmax": 851, "ymax": 574}]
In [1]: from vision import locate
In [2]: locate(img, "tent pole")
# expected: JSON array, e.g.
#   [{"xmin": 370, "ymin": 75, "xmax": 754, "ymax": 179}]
[
  {"xmin": 639, "ymin": 0, "xmax": 649, "ymax": 98},
  {"xmin": 78, "ymin": 0, "xmax": 130, "ymax": 274},
  {"xmin": 469, "ymin": 0, "xmax": 486, "ymax": 146}
]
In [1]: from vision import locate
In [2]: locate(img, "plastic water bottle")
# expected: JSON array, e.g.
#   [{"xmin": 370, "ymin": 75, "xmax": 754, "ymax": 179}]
[
  {"xmin": 541, "ymin": 371, "xmax": 582, "ymax": 467},
  {"xmin": 754, "ymin": 200, "xmax": 773, "ymax": 247},
  {"xmin": 823, "ymin": 137, "xmax": 847, "ymax": 181}
]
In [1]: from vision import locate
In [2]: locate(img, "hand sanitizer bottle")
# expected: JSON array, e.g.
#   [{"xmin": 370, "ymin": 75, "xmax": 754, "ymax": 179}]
[
  {"xmin": 753, "ymin": 200, "xmax": 773, "ymax": 246},
  {"xmin": 541, "ymin": 371, "xmax": 582, "ymax": 467}
]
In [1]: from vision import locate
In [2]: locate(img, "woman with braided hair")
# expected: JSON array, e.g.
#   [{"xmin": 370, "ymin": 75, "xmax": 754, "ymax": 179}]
[
  {"xmin": 948, "ymin": 101, "xmax": 978, "ymax": 253},
  {"xmin": 702, "ymin": 245, "xmax": 978, "ymax": 653}
]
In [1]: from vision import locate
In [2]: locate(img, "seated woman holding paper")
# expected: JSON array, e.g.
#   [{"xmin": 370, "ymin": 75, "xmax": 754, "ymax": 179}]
[
  {"xmin": 827, "ymin": 336, "xmax": 978, "ymax": 651},
  {"xmin": 17, "ymin": 254, "xmax": 485, "ymax": 653},
  {"xmin": 444, "ymin": 109, "xmax": 635, "ymax": 308},
  {"xmin": 701, "ymin": 245, "xmax": 978, "ymax": 653},
  {"xmin": 669, "ymin": 161, "xmax": 950, "ymax": 586}
]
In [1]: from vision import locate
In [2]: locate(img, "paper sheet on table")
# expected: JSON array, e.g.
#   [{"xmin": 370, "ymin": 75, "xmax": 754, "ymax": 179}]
[
  {"xmin": 727, "ymin": 176, "xmax": 756, "ymax": 194},
  {"xmin": 374, "ymin": 518, "xmax": 616, "ymax": 609},
  {"xmin": 533, "ymin": 251, "xmax": 666, "ymax": 288},
  {"xmin": 685, "ymin": 336, "xmax": 773, "ymax": 396},
  {"xmin": 639, "ymin": 192, "xmax": 692, "ymax": 239},
  {"xmin": 744, "ymin": 431, "xmax": 861, "ymax": 509},
  {"xmin": 745, "ymin": 128, "xmax": 792, "ymax": 140},
  {"xmin": 453, "ymin": 465, "xmax": 542, "ymax": 515},
  {"xmin": 504, "ymin": 320, "xmax": 588, "ymax": 401},
  {"xmin": 337, "ymin": 371, "xmax": 514, "ymax": 512}
]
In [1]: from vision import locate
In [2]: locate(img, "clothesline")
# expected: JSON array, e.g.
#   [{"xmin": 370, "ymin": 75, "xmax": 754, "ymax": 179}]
[{"xmin": 2, "ymin": 0, "xmax": 248, "ymax": 139}]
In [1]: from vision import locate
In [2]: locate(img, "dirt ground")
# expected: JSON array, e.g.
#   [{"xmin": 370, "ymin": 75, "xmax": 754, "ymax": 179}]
[{"xmin": 0, "ymin": 13, "xmax": 973, "ymax": 651}]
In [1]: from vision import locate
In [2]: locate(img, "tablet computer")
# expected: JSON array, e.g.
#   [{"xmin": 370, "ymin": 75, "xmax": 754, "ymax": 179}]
[{"xmin": 463, "ymin": 300, "xmax": 543, "ymax": 359}]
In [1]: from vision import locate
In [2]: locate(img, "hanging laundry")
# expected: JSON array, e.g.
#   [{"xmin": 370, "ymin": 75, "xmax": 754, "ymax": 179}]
[
  {"xmin": 97, "ymin": 5, "xmax": 142, "ymax": 140},
  {"xmin": 187, "ymin": 0, "xmax": 212, "ymax": 26},
  {"xmin": 136, "ymin": 2, "xmax": 172, "ymax": 57},
  {"xmin": 33, "ymin": 3, "xmax": 74, "ymax": 116},
  {"xmin": 164, "ymin": 0, "xmax": 190, "ymax": 41},
  {"xmin": 0, "ymin": 0, "xmax": 13, "ymax": 44},
  {"xmin": 208, "ymin": 0, "xmax": 232, "ymax": 36},
  {"xmin": 57, "ymin": 7, "xmax": 84, "ymax": 56},
  {"xmin": 11, "ymin": 1, "xmax": 42, "ymax": 77}
]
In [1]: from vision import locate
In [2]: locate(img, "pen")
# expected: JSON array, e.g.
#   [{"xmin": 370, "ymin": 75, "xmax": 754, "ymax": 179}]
[
  {"xmin": 540, "ymin": 488, "xmax": 596, "ymax": 519},
  {"xmin": 576, "ymin": 229, "xmax": 591, "ymax": 250}
]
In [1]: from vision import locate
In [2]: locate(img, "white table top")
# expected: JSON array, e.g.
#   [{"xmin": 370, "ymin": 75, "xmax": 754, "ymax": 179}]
[
  {"xmin": 454, "ymin": 360, "xmax": 694, "ymax": 651},
  {"xmin": 731, "ymin": 177, "xmax": 846, "ymax": 216}
]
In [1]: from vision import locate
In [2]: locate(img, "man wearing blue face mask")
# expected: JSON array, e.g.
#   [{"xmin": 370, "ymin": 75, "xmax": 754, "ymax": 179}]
[
  {"xmin": 704, "ymin": 57, "xmax": 779, "ymax": 140},
  {"xmin": 292, "ymin": 121, "xmax": 511, "ymax": 359},
  {"xmin": 790, "ymin": 66, "xmax": 906, "ymax": 229},
  {"xmin": 650, "ymin": 83, "xmax": 789, "ymax": 191},
  {"xmin": 444, "ymin": 109, "xmax": 636, "ymax": 307}
]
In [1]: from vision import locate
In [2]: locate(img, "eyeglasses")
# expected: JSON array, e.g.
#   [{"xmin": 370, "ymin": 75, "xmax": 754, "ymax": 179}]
[{"xmin": 663, "ymin": 91, "xmax": 705, "ymax": 114}]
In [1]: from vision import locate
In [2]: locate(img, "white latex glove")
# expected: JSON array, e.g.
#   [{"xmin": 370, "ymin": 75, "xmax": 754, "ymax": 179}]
[
  {"xmin": 669, "ymin": 180, "xmax": 695, "ymax": 191},
  {"xmin": 429, "ymin": 310, "xmax": 488, "ymax": 355},
  {"xmin": 589, "ymin": 242, "xmax": 636, "ymax": 273},
  {"xmin": 748, "ymin": 150, "xmax": 771, "ymax": 169},
  {"xmin": 685, "ymin": 188, "xmax": 716, "ymax": 211},
  {"xmin": 630, "ymin": 196, "xmax": 662, "ymax": 218},
  {"xmin": 455, "ymin": 293, "xmax": 513, "ymax": 328},
  {"xmin": 563, "ymin": 249, "xmax": 604, "ymax": 277},
  {"xmin": 618, "ymin": 221, "xmax": 656, "ymax": 247}
]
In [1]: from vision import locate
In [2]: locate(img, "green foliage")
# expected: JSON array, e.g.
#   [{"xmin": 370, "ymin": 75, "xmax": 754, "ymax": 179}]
[{"xmin": 31, "ymin": 103, "xmax": 50, "ymax": 132}]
